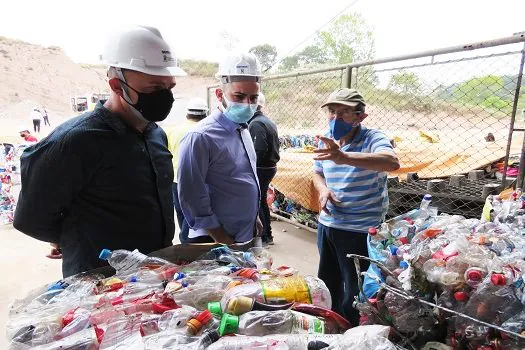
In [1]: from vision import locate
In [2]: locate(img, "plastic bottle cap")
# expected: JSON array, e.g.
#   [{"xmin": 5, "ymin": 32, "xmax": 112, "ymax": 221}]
[
  {"xmin": 174, "ymin": 272, "xmax": 186, "ymax": 281},
  {"xmin": 226, "ymin": 296, "xmax": 254, "ymax": 315},
  {"xmin": 186, "ymin": 319, "xmax": 202, "ymax": 335},
  {"xmin": 467, "ymin": 269, "xmax": 483, "ymax": 282},
  {"xmin": 454, "ymin": 291, "xmax": 469, "ymax": 302},
  {"xmin": 99, "ymin": 249, "xmax": 112, "ymax": 260},
  {"xmin": 181, "ymin": 281, "xmax": 189, "ymax": 288},
  {"xmin": 243, "ymin": 252, "xmax": 253, "ymax": 261},
  {"xmin": 208, "ymin": 302, "xmax": 223, "ymax": 317},
  {"xmin": 219, "ymin": 313, "xmax": 239, "ymax": 336},
  {"xmin": 368, "ymin": 227, "xmax": 378, "ymax": 235},
  {"xmin": 130, "ymin": 276, "xmax": 137, "ymax": 283},
  {"xmin": 399, "ymin": 261, "xmax": 409, "ymax": 269},
  {"xmin": 491, "ymin": 273, "xmax": 507, "ymax": 286},
  {"xmin": 389, "ymin": 246, "xmax": 398, "ymax": 256},
  {"xmin": 399, "ymin": 237, "xmax": 409, "ymax": 245},
  {"xmin": 424, "ymin": 194, "xmax": 432, "ymax": 200}
]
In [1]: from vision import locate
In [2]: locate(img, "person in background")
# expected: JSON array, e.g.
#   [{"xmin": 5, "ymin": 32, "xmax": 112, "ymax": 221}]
[
  {"xmin": 19, "ymin": 128, "xmax": 38, "ymax": 143},
  {"xmin": 178, "ymin": 53, "xmax": 263, "ymax": 245},
  {"xmin": 167, "ymin": 97, "xmax": 208, "ymax": 244},
  {"xmin": 312, "ymin": 88, "xmax": 400, "ymax": 325},
  {"xmin": 248, "ymin": 92, "xmax": 280, "ymax": 246},
  {"xmin": 14, "ymin": 26, "xmax": 186, "ymax": 277},
  {"xmin": 42, "ymin": 107, "xmax": 51, "ymax": 127},
  {"xmin": 31, "ymin": 108, "xmax": 42, "ymax": 133}
]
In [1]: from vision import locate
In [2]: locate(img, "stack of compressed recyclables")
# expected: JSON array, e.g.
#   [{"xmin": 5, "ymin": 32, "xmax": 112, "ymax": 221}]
[
  {"xmin": 358, "ymin": 191, "xmax": 525, "ymax": 349},
  {"xmin": 6, "ymin": 242, "xmax": 401, "ymax": 349}
]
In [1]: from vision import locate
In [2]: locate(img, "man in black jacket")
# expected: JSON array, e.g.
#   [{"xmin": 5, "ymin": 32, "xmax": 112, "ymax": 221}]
[
  {"xmin": 13, "ymin": 26, "xmax": 186, "ymax": 277},
  {"xmin": 248, "ymin": 92, "xmax": 280, "ymax": 246}
]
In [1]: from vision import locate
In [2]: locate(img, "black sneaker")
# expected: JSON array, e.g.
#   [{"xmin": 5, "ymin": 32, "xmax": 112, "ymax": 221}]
[{"xmin": 266, "ymin": 237, "xmax": 275, "ymax": 246}]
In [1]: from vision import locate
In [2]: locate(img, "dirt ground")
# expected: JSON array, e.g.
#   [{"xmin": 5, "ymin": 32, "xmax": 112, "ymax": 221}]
[{"xmin": 0, "ymin": 220, "xmax": 319, "ymax": 348}]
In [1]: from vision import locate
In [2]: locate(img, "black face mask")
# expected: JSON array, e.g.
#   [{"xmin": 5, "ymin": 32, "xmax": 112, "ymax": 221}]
[{"xmin": 120, "ymin": 80, "xmax": 174, "ymax": 122}]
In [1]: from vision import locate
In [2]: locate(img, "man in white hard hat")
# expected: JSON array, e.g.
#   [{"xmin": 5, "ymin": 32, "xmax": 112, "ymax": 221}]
[
  {"xmin": 178, "ymin": 53, "xmax": 262, "ymax": 244},
  {"xmin": 14, "ymin": 26, "xmax": 186, "ymax": 277},
  {"xmin": 167, "ymin": 97, "xmax": 208, "ymax": 244},
  {"xmin": 248, "ymin": 92, "xmax": 280, "ymax": 246}
]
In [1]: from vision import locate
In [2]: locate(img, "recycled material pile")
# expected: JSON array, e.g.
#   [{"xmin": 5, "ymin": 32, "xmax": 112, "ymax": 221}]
[
  {"xmin": 357, "ymin": 191, "xmax": 525, "ymax": 349},
  {"xmin": 7, "ymin": 246, "xmax": 398, "ymax": 349}
]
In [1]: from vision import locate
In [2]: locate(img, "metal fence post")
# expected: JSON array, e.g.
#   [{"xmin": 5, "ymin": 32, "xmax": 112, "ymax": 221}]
[
  {"xmin": 342, "ymin": 66, "xmax": 352, "ymax": 88},
  {"xmin": 503, "ymin": 41, "xmax": 525, "ymax": 189},
  {"xmin": 206, "ymin": 86, "xmax": 212, "ymax": 112}
]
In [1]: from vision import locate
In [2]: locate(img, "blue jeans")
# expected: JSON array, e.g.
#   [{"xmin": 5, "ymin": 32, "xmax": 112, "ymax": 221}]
[
  {"xmin": 172, "ymin": 183, "xmax": 189, "ymax": 244},
  {"xmin": 317, "ymin": 223, "xmax": 369, "ymax": 326}
]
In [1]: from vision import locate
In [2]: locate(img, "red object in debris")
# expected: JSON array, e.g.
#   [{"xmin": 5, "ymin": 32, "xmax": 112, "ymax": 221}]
[
  {"xmin": 368, "ymin": 227, "xmax": 378, "ymax": 236},
  {"xmin": 62, "ymin": 308, "xmax": 78, "ymax": 327},
  {"xmin": 267, "ymin": 187, "xmax": 275, "ymax": 206}
]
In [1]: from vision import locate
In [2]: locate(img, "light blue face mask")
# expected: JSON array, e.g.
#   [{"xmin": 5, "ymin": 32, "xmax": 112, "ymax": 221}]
[{"xmin": 223, "ymin": 96, "xmax": 257, "ymax": 124}]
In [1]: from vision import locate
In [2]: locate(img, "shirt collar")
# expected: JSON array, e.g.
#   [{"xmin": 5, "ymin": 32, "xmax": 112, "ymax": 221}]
[
  {"xmin": 212, "ymin": 110, "xmax": 247, "ymax": 133},
  {"xmin": 95, "ymin": 102, "xmax": 157, "ymax": 135}
]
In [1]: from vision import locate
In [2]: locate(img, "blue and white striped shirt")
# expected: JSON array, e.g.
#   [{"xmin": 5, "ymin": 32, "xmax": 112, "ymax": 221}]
[{"xmin": 314, "ymin": 126, "xmax": 394, "ymax": 233}]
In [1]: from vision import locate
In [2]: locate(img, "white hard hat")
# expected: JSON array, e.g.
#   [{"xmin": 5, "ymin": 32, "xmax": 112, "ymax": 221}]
[
  {"xmin": 257, "ymin": 92, "xmax": 266, "ymax": 107},
  {"xmin": 216, "ymin": 53, "xmax": 262, "ymax": 83},
  {"xmin": 186, "ymin": 97, "xmax": 208, "ymax": 115},
  {"xmin": 100, "ymin": 26, "xmax": 187, "ymax": 77}
]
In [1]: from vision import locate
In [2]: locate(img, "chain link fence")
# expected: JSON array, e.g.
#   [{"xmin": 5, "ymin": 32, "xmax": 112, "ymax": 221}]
[{"xmin": 206, "ymin": 34, "xmax": 525, "ymax": 227}]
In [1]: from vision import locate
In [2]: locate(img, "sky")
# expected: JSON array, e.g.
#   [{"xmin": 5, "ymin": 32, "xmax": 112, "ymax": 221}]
[{"xmin": 1, "ymin": 0, "xmax": 524, "ymax": 65}]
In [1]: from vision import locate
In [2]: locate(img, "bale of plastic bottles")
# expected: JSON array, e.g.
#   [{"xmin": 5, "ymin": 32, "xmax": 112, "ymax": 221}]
[
  {"xmin": 355, "ymin": 191, "xmax": 525, "ymax": 349},
  {"xmin": 7, "ymin": 244, "xmax": 400, "ymax": 349}
]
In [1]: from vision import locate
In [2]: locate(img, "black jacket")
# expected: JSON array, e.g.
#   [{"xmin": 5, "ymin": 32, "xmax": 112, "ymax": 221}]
[
  {"xmin": 14, "ymin": 103, "xmax": 175, "ymax": 277},
  {"xmin": 248, "ymin": 111, "xmax": 280, "ymax": 168}
]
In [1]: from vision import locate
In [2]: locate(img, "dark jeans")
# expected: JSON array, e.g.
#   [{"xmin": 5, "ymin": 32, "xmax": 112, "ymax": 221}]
[
  {"xmin": 33, "ymin": 119, "xmax": 41, "ymax": 133},
  {"xmin": 317, "ymin": 223, "xmax": 370, "ymax": 326},
  {"xmin": 172, "ymin": 182, "xmax": 189, "ymax": 244},
  {"xmin": 257, "ymin": 167, "xmax": 277, "ymax": 242},
  {"xmin": 43, "ymin": 116, "xmax": 51, "ymax": 126}
]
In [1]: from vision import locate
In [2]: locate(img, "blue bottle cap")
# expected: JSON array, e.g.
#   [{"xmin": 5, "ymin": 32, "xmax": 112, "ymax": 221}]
[
  {"xmin": 182, "ymin": 281, "xmax": 189, "ymax": 288},
  {"xmin": 174, "ymin": 272, "xmax": 186, "ymax": 281},
  {"xmin": 389, "ymin": 246, "xmax": 398, "ymax": 256},
  {"xmin": 243, "ymin": 252, "xmax": 253, "ymax": 261},
  {"xmin": 47, "ymin": 282, "xmax": 65, "ymax": 291},
  {"xmin": 423, "ymin": 194, "xmax": 432, "ymax": 200},
  {"xmin": 99, "ymin": 249, "xmax": 112, "ymax": 260},
  {"xmin": 130, "ymin": 276, "xmax": 138, "ymax": 283},
  {"xmin": 399, "ymin": 261, "xmax": 409, "ymax": 269},
  {"xmin": 230, "ymin": 266, "xmax": 242, "ymax": 272}
]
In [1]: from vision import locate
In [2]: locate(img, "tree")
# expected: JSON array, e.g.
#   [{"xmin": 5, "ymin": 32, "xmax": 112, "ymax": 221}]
[
  {"xmin": 297, "ymin": 45, "xmax": 329, "ymax": 66},
  {"xmin": 249, "ymin": 44, "xmax": 278, "ymax": 72},
  {"xmin": 316, "ymin": 13, "xmax": 375, "ymax": 64},
  {"xmin": 388, "ymin": 71, "xmax": 421, "ymax": 95},
  {"xmin": 279, "ymin": 55, "xmax": 300, "ymax": 72}
]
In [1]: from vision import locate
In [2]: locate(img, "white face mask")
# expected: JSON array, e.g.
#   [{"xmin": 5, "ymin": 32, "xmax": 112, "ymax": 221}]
[{"xmin": 222, "ymin": 96, "xmax": 257, "ymax": 124}]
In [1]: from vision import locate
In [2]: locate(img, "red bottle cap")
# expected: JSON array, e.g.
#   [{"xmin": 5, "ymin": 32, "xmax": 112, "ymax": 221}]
[
  {"xmin": 454, "ymin": 291, "xmax": 469, "ymax": 302},
  {"xmin": 368, "ymin": 227, "xmax": 378, "ymax": 236},
  {"xmin": 491, "ymin": 273, "xmax": 507, "ymax": 286},
  {"xmin": 467, "ymin": 269, "xmax": 483, "ymax": 282},
  {"xmin": 399, "ymin": 237, "xmax": 409, "ymax": 245},
  {"xmin": 404, "ymin": 218, "xmax": 414, "ymax": 225}
]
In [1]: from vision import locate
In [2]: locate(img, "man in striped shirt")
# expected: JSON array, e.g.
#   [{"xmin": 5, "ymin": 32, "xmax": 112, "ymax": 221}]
[{"xmin": 313, "ymin": 88, "xmax": 400, "ymax": 325}]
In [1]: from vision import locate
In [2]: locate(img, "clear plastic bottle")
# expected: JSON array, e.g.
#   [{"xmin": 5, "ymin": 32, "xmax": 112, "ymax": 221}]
[
  {"xmin": 99, "ymin": 248, "xmax": 148, "ymax": 275},
  {"xmin": 220, "ymin": 275, "xmax": 332, "ymax": 311},
  {"xmin": 218, "ymin": 310, "xmax": 334, "ymax": 336},
  {"xmin": 205, "ymin": 334, "xmax": 342, "ymax": 350},
  {"xmin": 198, "ymin": 247, "xmax": 257, "ymax": 268}
]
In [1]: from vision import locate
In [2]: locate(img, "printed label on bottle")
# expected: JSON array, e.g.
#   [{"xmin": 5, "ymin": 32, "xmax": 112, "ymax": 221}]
[
  {"xmin": 260, "ymin": 276, "xmax": 312, "ymax": 304},
  {"xmin": 291, "ymin": 311, "xmax": 325, "ymax": 334},
  {"xmin": 118, "ymin": 249, "xmax": 146, "ymax": 273}
]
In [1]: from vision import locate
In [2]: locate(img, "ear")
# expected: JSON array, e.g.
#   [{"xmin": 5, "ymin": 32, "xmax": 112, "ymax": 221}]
[
  {"xmin": 358, "ymin": 113, "xmax": 368, "ymax": 123},
  {"xmin": 215, "ymin": 88, "xmax": 223, "ymax": 102},
  {"xmin": 108, "ymin": 78, "xmax": 124, "ymax": 98}
]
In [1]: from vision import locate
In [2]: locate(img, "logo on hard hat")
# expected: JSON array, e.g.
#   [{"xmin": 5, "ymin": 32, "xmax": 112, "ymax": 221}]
[
  {"xmin": 236, "ymin": 63, "xmax": 249, "ymax": 74},
  {"xmin": 162, "ymin": 50, "xmax": 174, "ymax": 63}
]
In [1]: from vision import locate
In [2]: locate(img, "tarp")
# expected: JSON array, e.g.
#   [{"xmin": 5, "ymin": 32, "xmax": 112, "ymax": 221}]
[{"xmin": 272, "ymin": 131, "xmax": 523, "ymax": 212}]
